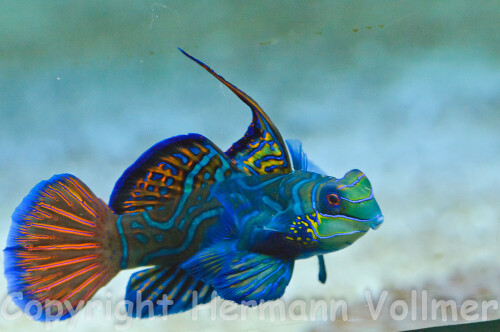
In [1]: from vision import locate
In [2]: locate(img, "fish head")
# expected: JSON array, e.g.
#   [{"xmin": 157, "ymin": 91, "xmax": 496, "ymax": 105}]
[{"xmin": 310, "ymin": 169, "xmax": 383, "ymax": 253}]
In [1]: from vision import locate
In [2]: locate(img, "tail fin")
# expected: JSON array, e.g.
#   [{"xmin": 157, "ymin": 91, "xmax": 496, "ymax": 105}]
[{"xmin": 4, "ymin": 174, "xmax": 120, "ymax": 321}]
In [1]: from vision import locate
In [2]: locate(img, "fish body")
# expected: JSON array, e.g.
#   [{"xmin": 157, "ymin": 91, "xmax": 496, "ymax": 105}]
[
  {"xmin": 114, "ymin": 168, "xmax": 380, "ymax": 267},
  {"xmin": 4, "ymin": 50, "xmax": 383, "ymax": 320}
]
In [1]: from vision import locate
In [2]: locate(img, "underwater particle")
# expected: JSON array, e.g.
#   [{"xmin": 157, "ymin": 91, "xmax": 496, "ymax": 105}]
[
  {"xmin": 378, "ymin": 25, "xmax": 384, "ymax": 28},
  {"xmin": 366, "ymin": 26, "xmax": 372, "ymax": 30},
  {"xmin": 149, "ymin": 51, "xmax": 155, "ymax": 55},
  {"xmin": 434, "ymin": 253, "xmax": 444, "ymax": 260},
  {"xmin": 258, "ymin": 38, "xmax": 278, "ymax": 46},
  {"xmin": 314, "ymin": 31, "xmax": 323, "ymax": 35},
  {"xmin": 352, "ymin": 28, "xmax": 359, "ymax": 32}
]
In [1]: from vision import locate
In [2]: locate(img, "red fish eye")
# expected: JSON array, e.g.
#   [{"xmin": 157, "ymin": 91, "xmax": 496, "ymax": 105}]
[{"xmin": 327, "ymin": 193, "xmax": 339, "ymax": 205}]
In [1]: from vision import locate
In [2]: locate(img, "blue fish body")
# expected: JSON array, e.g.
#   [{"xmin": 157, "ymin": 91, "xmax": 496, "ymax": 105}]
[{"xmin": 3, "ymin": 49, "xmax": 383, "ymax": 320}]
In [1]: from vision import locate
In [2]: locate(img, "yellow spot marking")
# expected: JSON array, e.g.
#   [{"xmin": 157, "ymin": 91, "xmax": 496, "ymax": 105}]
[{"xmin": 307, "ymin": 228, "xmax": 318, "ymax": 240}]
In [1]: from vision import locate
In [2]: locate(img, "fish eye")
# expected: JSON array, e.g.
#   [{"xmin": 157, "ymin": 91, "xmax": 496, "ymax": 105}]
[{"xmin": 326, "ymin": 193, "xmax": 340, "ymax": 206}]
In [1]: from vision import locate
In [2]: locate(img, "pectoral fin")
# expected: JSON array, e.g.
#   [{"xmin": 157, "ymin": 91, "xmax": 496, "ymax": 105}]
[
  {"xmin": 286, "ymin": 139, "xmax": 325, "ymax": 174},
  {"xmin": 209, "ymin": 173, "xmax": 283, "ymax": 230},
  {"xmin": 181, "ymin": 241, "xmax": 294, "ymax": 304}
]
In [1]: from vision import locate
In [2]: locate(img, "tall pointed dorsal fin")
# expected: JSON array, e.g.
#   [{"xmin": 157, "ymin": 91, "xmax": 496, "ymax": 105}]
[
  {"xmin": 179, "ymin": 48, "xmax": 292, "ymax": 175},
  {"xmin": 109, "ymin": 134, "xmax": 242, "ymax": 214}
]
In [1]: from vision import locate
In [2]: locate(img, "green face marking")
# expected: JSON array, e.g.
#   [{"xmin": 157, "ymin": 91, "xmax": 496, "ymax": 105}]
[
  {"xmin": 282, "ymin": 169, "xmax": 383, "ymax": 257},
  {"xmin": 310, "ymin": 169, "xmax": 383, "ymax": 253}
]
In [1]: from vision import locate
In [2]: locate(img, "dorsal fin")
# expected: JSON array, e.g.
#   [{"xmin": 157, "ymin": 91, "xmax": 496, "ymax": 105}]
[
  {"xmin": 179, "ymin": 48, "xmax": 292, "ymax": 175},
  {"xmin": 109, "ymin": 134, "xmax": 242, "ymax": 214}
]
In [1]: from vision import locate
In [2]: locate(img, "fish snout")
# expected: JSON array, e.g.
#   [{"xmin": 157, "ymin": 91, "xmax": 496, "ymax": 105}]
[{"xmin": 370, "ymin": 215, "xmax": 384, "ymax": 230}]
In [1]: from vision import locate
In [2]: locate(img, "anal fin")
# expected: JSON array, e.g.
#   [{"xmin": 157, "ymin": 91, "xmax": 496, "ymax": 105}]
[{"xmin": 125, "ymin": 265, "xmax": 215, "ymax": 317}]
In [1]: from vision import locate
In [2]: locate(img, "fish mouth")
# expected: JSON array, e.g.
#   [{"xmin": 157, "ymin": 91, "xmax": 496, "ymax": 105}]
[
  {"xmin": 315, "ymin": 212, "xmax": 384, "ymax": 231},
  {"xmin": 313, "ymin": 213, "xmax": 372, "ymax": 238},
  {"xmin": 370, "ymin": 215, "xmax": 384, "ymax": 230}
]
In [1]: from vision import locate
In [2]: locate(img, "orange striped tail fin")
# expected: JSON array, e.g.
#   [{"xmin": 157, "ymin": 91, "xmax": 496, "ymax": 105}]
[{"xmin": 4, "ymin": 174, "xmax": 120, "ymax": 321}]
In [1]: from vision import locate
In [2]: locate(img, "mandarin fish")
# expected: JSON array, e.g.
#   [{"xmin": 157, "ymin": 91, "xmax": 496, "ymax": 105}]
[{"xmin": 4, "ymin": 49, "xmax": 384, "ymax": 321}]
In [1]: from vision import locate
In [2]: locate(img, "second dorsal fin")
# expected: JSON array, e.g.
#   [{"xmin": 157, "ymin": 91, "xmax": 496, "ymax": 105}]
[{"xmin": 109, "ymin": 134, "xmax": 242, "ymax": 214}]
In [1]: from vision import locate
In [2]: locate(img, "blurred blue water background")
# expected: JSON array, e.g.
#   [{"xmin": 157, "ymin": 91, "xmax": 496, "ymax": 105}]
[{"xmin": 1, "ymin": 1, "xmax": 499, "ymax": 331}]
